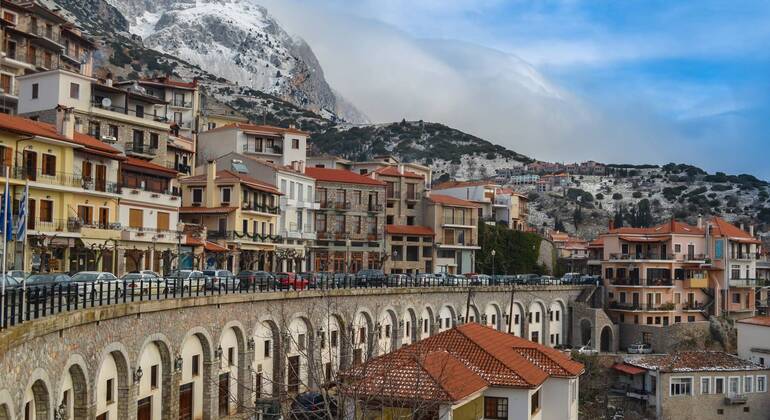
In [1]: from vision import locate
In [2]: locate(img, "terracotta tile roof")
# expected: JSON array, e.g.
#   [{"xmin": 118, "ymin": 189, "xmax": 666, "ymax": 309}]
[
  {"xmin": 179, "ymin": 206, "xmax": 237, "ymax": 214},
  {"xmin": 305, "ymin": 167, "xmax": 386, "ymax": 186},
  {"xmin": 0, "ymin": 113, "xmax": 122, "ymax": 157},
  {"xmin": 123, "ymin": 157, "xmax": 178, "ymax": 176},
  {"xmin": 342, "ymin": 324, "xmax": 583, "ymax": 403},
  {"xmin": 181, "ymin": 170, "xmax": 281, "ymax": 195},
  {"xmin": 612, "ymin": 363, "xmax": 646, "ymax": 375},
  {"xmin": 185, "ymin": 235, "xmax": 228, "ymax": 252},
  {"xmin": 589, "ymin": 237, "xmax": 604, "ymax": 248},
  {"xmin": 625, "ymin": 351, "xmax": 764, "ymax": 373},
  {"xmin": 136, "ymin": 77, "xmax": 197, "ymax": 90},
  {"xmin": 608, "ymin": 219, "xmax": 704, "ymax": 236},
  {"xmin": 426, "ymin": 194, "xmax": 481, "ymax": 208},
  {"xmin": 433, "ymin": 179, "xmax": 497, "ymax": 190},
  {"xmin": 374, "ymin": 166, "xmax": 425, "ymax": 179},
  {"xmin": 205, "ymin": 122, "xmax": 308, "ymax": 136},
  {"xmin": 386, "ymin": 225, "xmax": 435, "ymax": 236},
  {"xmin": 549, "ymin": 231, "xmax": 570, "ymax": 242},
  {"xmin": 710, "ymin": 217, "xmax": 761, "ymax": 244},
  {"xmin": 737, "ymin": 316, "xmax": 770, "ymax": 327}
]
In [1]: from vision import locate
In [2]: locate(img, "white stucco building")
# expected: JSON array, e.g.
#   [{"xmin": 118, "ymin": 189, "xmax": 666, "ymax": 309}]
[{"xmin": 738, "ymin": 316, "xmax": 770, "ymax": 368}]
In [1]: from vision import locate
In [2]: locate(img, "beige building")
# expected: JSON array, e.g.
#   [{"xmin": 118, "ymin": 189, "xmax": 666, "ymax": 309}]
[
  {"xmin": 737, "ymin": 316, "xmax": 770, "ymax": 368},
  {"xmin": 424, "ymin": 193, "xmax": 480, "ymax": 275},
  {"xmin": 618, "ymin": 351, "xmax": 770, "ymax": 420}
]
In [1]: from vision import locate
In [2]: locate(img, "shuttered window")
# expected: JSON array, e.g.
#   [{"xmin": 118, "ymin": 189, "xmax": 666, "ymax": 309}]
[
  {"xmin": 41, "ymin": 154, "xmax": 56, "ymax": 176},
  {"xmin": 157, "ymin": 212, "xmax": 169, "ymax": 231},
  {"xmin": 77, "ymin": 206, "xmax": 93, "ymax": 224},
  {"xmin": 129, "ymin": 209, "xmax": 143, "ymax": 228},
  {"xmin": 39, "ymin": 200, "xmax": 53, "ymax": 222}
]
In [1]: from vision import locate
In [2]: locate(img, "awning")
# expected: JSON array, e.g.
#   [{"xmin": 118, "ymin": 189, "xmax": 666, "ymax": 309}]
[
  {"xmin": 612, "ymin": 363, "xmax": 646, "ymax": 375},
  {"xmin": 203, "ymin": 241, "xmax": 228, "ymax": 252},
  {"xmin": 619, "ymin": 235, "xmax": 667, "ymax": 243}
]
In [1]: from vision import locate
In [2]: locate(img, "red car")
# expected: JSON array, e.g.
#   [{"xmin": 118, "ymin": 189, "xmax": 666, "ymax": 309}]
[{"xmin": 274, "ymin": 272, "xmax": 310, "ymax": 290}]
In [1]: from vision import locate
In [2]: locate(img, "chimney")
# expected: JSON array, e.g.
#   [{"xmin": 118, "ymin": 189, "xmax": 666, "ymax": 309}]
[
  {"xmin": 609, "ymin": 220, "xmax": 615, "ymax": 231},
  {"xmin": 206, "ymin": 160, "xmax": 217, "ymax": 206},
  {"xmin": 750, "ymin": 225, "xmax": 755, "ymax": 236},
  {"xmin": 298, "ymin": 160, "xmax": 305, "ymax": 174},
  {"xmin": 740, "ymin": 223, "xmax": 745, "ymax": 232},
  {"xmin": 55, "ymin": 106, "xmax": 74, "ymax": 139},
  {"xmin": 398, "ymin": 164, "xmax": 404, "ymax": 175},
  {"xmin": 105, "ymin": 72, "xmax": 113, "ymax": 87},
  {"xmin": 697, "ymin": 214, "xmax": 703, "ymax": 229}
]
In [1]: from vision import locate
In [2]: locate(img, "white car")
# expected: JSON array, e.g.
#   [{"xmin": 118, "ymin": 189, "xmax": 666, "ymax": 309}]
[
  {"xmin": 627, "ymin": 343, "xmax": 653, "ymax": 354},
  {"xmin": 71, "ymin": 271, "xmax": 123, "ymax": 298},
  {"xmin": 577, "ymin": 345, "xmax": 599, "ymax": 356}
]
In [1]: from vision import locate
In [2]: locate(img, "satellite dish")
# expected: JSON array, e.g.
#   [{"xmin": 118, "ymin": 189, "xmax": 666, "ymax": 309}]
[{"xmin": 101, "ymin": 97, "xmax": 112, "ymax": 108}]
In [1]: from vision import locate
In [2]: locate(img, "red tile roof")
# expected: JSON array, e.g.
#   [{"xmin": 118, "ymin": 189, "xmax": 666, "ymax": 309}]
[
  {"xmin": 123, "ymin": 157, "xmax": 178, "ymax": 176},
  {"xmin": 625, "ymin": 351, "xmax": 764, "ymax": 373},
  {"xmin": 612, "ymin": 363, "xmax": 646, "ymax": 375},
  {"xmin": 185, "ymin": 235, "xmax": 228, "ymax": 252},
  {"xmin": 374, "ymin": 166, "xmax": 425, "ymax": 179},
  {"xmin": 305, "ymin": 167, "xmax": 386, "ymax": 186},
  {"xmin": 710, "ymin": 217, "xmax": 761, "ymax": 244},
  {"xmin": 205, "ymin": 122, "xmax": 308, "ymax": 136},
  {"xmin": 737, "ymin": 316, "xmax": 770, "ymax": 327},
  {"xmin": 589, "ymin": 237, "xmax": 604, "ymax": 248},
  {"xmin": 181, "ymin": 170, "xmax": 281, "ymax": 195},
  {"xmin": 426, "ymin": 194, "xmax": 481, "ymax": 208},
  {"xmin": 342, "ymin": 323, "xmax": 583, "ymax": 403},
  {"xmin": 179, "ymin": 206, "xmax": 238, "ymax": 214},
  {"xmin": 433, "ymin": 179, "xmax": 497, "ymax": 190},
  {"xmin": 0, "ymin": 113, "xmax": 122, "ymax": 156},
  {"xmin": 386, "ymin": 225, "xmax": 435, "ymax": 236},
  {"xmin": 608, "ymin": 219, "xmax": 704, "ymax": 236}
]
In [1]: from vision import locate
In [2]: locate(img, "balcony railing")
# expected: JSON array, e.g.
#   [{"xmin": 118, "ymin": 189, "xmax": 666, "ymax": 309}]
[
  {"xmin": 121, "ymin": 183, "xmax": 181, "ymax": 197},
  {"xmin": 443, "ymin": 217, "xmax": 477, "ymax": 226},
  {"xmin": 609, "ymin": 301, "xmax": 676, "ymax": 311},
  {"xmin": 609, "ymin": 278, "xmax": 674, "ymax": 287},
  {"xmin": 368, "ymin": 204, "xmax": 384, "ymax": 212},
  {"xmin": 90, "ymin": 100, "xmax": 169, "ymax": 123},
  {"xmin": 725, "ymin": 394, "xmax": 748, "ymax": 405},
  {"xmin": 729, "ymin": 278, "xmax": 764, "ymax": 287},
  {"xmin": 28, "ymin": 218, "xmax": 121, "ymax": 233},
  {"xmin": 208, "ymin": 230, "xmax": 282, "ymax": 243},
  {"xmin": 171, "ymin": 100, "xmax": 193, "ymax": 108},
  {"xmin": 241, "ymin": 202, "xmax": 280, "ymax": 214},
  {"xmin": 242, "ymin": 144, "xmax": 282, "ymax": 154},
  {"xmin": 10, "ymin": 166, "xmax": 119, "ymax": 193},
  {"xmin": 609, "ymin": 253, "xmax": 674, "ymax": 261},
  {"xmin": 128, "ymin": 144, "xmax": 159, "ymax": 156}
]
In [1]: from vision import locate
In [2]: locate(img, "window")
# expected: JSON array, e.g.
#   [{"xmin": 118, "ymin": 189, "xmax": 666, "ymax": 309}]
[
  {"xmin": 298, "ymin": 334, "xmax": 306, "ymax": 351},
  {"xmin": 150, "ymin": 364, "xmax": 158, "ymax": 389},
  {"xmin": 40, "ymin": 200, "xmax": 53, "ymax": 222},
  {"xmin": 670, "ymin": 377, "xmax": 692, "ymax": 396},
  {"xmin": 744, "ymin": 376, "xmax": 753, "ymax": 393},
  {"xmin": 701, "ymin": 377, "xmax": 711, "ymax": 394},
  {"xmin": 149, "ymin": 133, "xmax": 159, "ymax": 149},
  {"xmin": 192, "ymin": 188, "xmax": 203, "ymax": 204},
  {"xmin": 157, "ymin": 212, "xmax": 170, "ymax": 231},
  {"xmin": 32, "ymin": 83, "xmax": 39, "ymax": 99},
  {"xmin": 221, "ymin": 187, "xmax": 231, "ymax": 204},
  {"xmin": 292, "ymin": 138, "xmax": 300, "ymax": 149},
  {"xmin": 757, "ymin": 375, "xmax": 766, "ymax": 392},
  {"xmin": 42, "ymin": 154, "xmax": 56, "ymax": 176},
  {"xmin": 78, "ymin": 206, "xmax": 93, "ymax": 225},
  {"xmin": 530, "ymin": 389, "xmax": 541, "ymax": 415},
  {"xmin": 728, "ymin": 377, "xmax": 740, "ymax": 395},
  {"xmin": 70, "ymin": 83, "xmax": 80, "ymax": 99},
  {"xmin": 264, "ymin": 340, "xmax": 271, "ymax": 358},
  {"xmin": 192, "ymin": 354, "xmax": 200, "ymax": 376},
  {"xmin": 129, "ymin": 208, "xmax": 143, "ymax": 229},
  {"xmin": 675, "ymin": 244, "xmax": 682, "ymax": 253},
  {"xmin": 715, "ymin": 377, "xmax": 725, "ymax": 394},
  {"xmin": 733, "ymin": 293, "xmax": 741, "ymax": 304},
  {"xmin": 228, "ymin": 347, "xmax": 235, "ymax": 366},
  {"xmin": 106, "ymin": 378, "xmax": 114, "ymax": 403},
  {"xmin": 483, "ymin": 397, "xmax": 508, "ymax": 419}
]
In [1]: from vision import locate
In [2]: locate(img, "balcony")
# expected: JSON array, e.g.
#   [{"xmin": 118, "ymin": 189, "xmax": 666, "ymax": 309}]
[
  {"xmin": 608, "ymin": 253, "xmax": 674, "ymax": 261},
  {"xmin": 10, "ymin": 166, "xmax": 119, "ymax": 194},
  {"xmin": 442, "ymin": 217, "xmax": 478, "ymax": 227},
  {"xmin": 608, "ymin": 278, "xmax": 673, "ymax": 287},
  {"xmin": 165, "ymin": 161, "xmax": 192, "ymax": 175},
  {"xmin": 209, "ymin": 230, "xmax": 281, "ymax": 243},
  {"xmin": 90, "ymin": 100, "xmax": 169, "ymax": 125},
  {"xmin": 28, "ymin": 218, "xmax": 121, "ymax": 234},
  {"xmin": 241, "ymin": 202, "xmax": 280, "ymax": 215},
  {"xmin": 121, "ymin": 184, "xmax": 180, "ymax": 206},
  {"xmin": 608, "ymin": 301, "xmax": 676, "ymax": 311},
  {"xmin": 121, "ymin": 227, "xmax": 178, "ymax": 243},
  {"xmin": 127, "ymin": 144, "xmax": 158, "ymax": 157},
  {"xmin": 242, "ymin": 144, "xmax": 282, "ymax": 155},
  {"xmin": 684, "ymin": 277, "xmax": 709, "ymax": 288},
  {"xmin": 171, "ymin": 100, "xmax": 193, "ymax": 109},
  {"xmin": 730, "ymin": 278, "xmax": 761, "ymax": 288},
  {"xmin": 367, "ymin": 204, "xmax": 384, "ymax": 212},
  {"xmin": 731, "ymin": 253, "xmax": 757, "ymax": 261},
  {"xmin": 724, "ymin": 394, "xmax": 748, "ymax": 405},
  {"xmin": 682, "ymin": 301, "xmax": 707, "ymax": 311}
]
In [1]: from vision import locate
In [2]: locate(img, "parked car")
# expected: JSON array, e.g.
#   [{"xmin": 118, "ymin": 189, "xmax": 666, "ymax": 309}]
[
  {"xmin": 236, "ymin": 270, "xmax": 274, "ymax": 290},
  {"xmin": 166, "ymin": 270, "xmax": 207, "ymax": 293},
  {"xmin": 203, "ymin": 269, "xmax": 238, "ymax": 291},
  {"xmin": 275, "ymin": 272, "xmax": 310, "ymax": 290},
  {"xmin": 24, "ymin": 273, "xmax": 75, "ymax": 304},
  {"xmin": 561, "ymin": 273, "xmax": 582, "ymax": 284},
  {"xmin": 469, "ymin": 274, "xmax": 492, "ymax": 286},
  {"xmin": 414, "ymin": 273, "xmax": 437, "ymax": 286},
  {"xmin": 290, "ymin": 391, "xmax": 338, "ymax": 419},
  {"xmin": 332, "ymin": 273, "xmax": 355, "ymax": 288},
  {"xmin": 7, "ymin": 270, "xmax": 28, "ymax": 282},
  {"xmin": 627, "ymin": 343, "xmax": 653, "ymax": 354},
  {"xmin": 520, "ymin": 274, "xmax": 541, "ymax": 285},
  {"xmin": 577, "ymin": 345, "xmax": 599, "ymax": 356},
  {"xmin": 71, "ymin": 271, "xmax": 123, "ymax": 298},
  {"xmin": 122, "ymin": 272, "xmax": 165, "ymax": 296},
  {"xmin": 1, "ymin": 274, "xmax": 19, "ymax": 290},
  {"xmin": 386, "ymin": 273, "xmax": 411, "ymax": 287},
  {"xmin": 355, "ymin": 269, "xmax": 386, "ymax": 286},
  {"xmin": 539, "ymin": 275, "xmax": 557, "ymax": 285}
]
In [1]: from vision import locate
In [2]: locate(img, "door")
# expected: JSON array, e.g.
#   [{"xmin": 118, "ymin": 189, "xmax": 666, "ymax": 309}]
[
  {"xmin": 99, "ymin": 208, "xmax": 109, "ymax": 229},
  {"xmin": 687, "ymin": 244, "xmax": 695, "ymax": 260},
  {"xmin": 28, "ymin": 199, "xmax": 36, "ymax": 230},
  {"xmin": 287, "ymin": 355, "xmax": 300, "ymax": 393},
  {"xmin": 23, "ymin": 150, "xmax": 37, "ymax": 181},
  {"xmin": 218, "ymin": 373, "xmax": 229, "ymax": 416},
  {"xmin": 178, "ymin": 383, "xmax": 193, "ymax": 420},
  {"xmin": 95, "ymin": 165, "xmax": 107, "ymax": 192},
  {"xmin": 137, "ymin": 396, "xmax": 151, "ymax": 420}
]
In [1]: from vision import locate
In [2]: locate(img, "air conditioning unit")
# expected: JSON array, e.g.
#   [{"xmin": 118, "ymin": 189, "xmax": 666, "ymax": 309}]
[{"xmin": 101, "ymin": 135, "xmax": 117, "ymax": 143}]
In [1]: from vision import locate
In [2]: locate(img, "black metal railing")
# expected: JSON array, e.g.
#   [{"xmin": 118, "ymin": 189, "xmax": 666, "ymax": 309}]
[
  {"xmin": 241, "ymin": 203, "xmax": 280, "ymax": 214},
  {"xmin": 0, "ymin": 273, "xmax": 585, "ymax": 330},
  {"xmin": 11, "ymin": 166, "xmax": 119, "ymax": 193}
]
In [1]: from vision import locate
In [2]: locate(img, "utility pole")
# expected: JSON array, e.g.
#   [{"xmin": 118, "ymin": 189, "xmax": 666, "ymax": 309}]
[
  {"xmin": 465, "ymin": 287, "xmax": 474, "ymax": 324},
  {"xmin": 507, "ymin": 282, "xmax": 516, "ymax": 334}
]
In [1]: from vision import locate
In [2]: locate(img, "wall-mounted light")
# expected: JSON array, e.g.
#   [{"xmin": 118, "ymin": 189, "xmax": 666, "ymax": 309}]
[
  {"xmin": 133, "ymin": 366, "xmax": 143, "ymax": 383},
  {"xmin": 215, "ymin": 345, "xmax": 223, "ymax": 360},
  {"xmin": 174, "ymin": 355, "xmax": 183, "ymax": 372},
  {"xmin": 247, "ymin": 337, "xmax": 255, "ymax": 351}
]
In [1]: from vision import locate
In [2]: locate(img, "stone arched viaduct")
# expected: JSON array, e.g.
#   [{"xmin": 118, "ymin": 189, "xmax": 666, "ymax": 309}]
[{"xmin": 0, "ymin": 285, "xmax": 590, "ymax": 419}]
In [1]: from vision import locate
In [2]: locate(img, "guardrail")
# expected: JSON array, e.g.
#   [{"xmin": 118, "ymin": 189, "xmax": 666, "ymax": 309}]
[{"xmin": 0, "ymin": 273, "xmax": 583, "ymax": 330}]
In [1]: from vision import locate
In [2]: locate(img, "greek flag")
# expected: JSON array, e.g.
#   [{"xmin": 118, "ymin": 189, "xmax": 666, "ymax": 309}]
[
  {"xmin": 16, "ymin": 183, "xmax": 28, "ymax": 241},
  {"xmin": 0, "ymin": 175, "xmax": 11, "ymax": 242}
]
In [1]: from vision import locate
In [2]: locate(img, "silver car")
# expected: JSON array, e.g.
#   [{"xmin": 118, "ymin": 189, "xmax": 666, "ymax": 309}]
[{"xmin": 71, "ymin": 271, "xmax": 122, "ymax": 298}]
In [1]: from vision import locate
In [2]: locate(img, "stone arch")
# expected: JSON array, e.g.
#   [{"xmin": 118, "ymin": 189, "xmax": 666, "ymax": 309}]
[
  {"xmin": 0, "ymin": 389, "xmax": 14, "ymax": 420},
  {"xmin": 57, "ymin": 354, "xmax": 89, "ymax": 420},
  {"xmin": 463, "ymin": 304, "xmax": 481, "ymax": 324},
  {"xmin": 94, "ymin": 342, "xmax": 131, "ymax": 420},
  {"xmin": 317, "ymin": 313, "xmax": 345, "ymax": 382},
  {"xmin": 484, "ymin": 302, "xmax": 502, "ymax": 330},
  {"xmin": 286, "ymin": 315, "xmax": 314, "ymax": 393},
  {"xmin": 254, "ymin": 317, "xmax": 281, "ymax": 399},
  {"xmin": 217, "ymin": 321, "xmax": 248, "ymax": 416},
  {"xmin": 548, "ymin": 300, "xmax": 566, "ymax": 347},
  {"xmin": 527, "ymin": 300, "xmax": 547, "ymax": 344},
  {"xmin": 136, "ymin": 333, "xmax": 174, "ymax": 419},
  {"xmin": 580, "ymin": 318, "xmax": 593, "ymax": 347},
  {"xmin": 23, "ymin": 369, "xmax": 52, "ymax": 420},
  {"xmin": 600, "ymin": 326, "xmax": 613, "ymax": 353},
  {"xmin": 419, "ymin": 305, "xmax": 435, "ymax": 339},
  {"xmin": 179, "ymin": 326, "xmax": 215, "ymax": 420},
  {"xmin": 403, "ymin": 307, "xmax": 418, "ymax": 345},
  {"xmin": 438, "ymin": 304, "xmax": 457, "ymax": 332},
  {"xmin": 352, "ymin": 309, "xmax": 374, "ymax": 363},
  {"xmin": 376, "ymin": 307, "xmax": 399, "ymax": 355},
  {"xmin": 507, "ymin": 301, "xmax": 525, "ymax": 336}
]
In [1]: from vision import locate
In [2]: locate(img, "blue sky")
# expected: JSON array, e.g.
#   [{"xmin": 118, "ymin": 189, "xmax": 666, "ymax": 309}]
[{"xmin": 265, "ymin": 0, "xmax": 770, "ymax": 178}]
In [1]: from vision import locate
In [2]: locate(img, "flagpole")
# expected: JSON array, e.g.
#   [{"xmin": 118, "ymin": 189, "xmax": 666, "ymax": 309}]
[
  {"xmin": 19, "ymin": 181, "xmax": 28, "ymax": 322},
  {"xmin": 0, "ymin": 166, "xmax": 7, "ymax": 327}
]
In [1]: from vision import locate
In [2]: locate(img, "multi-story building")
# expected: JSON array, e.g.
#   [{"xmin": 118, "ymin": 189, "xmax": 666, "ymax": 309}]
[
  {"xmin": 0, "ymin": 1, "xmax": 96, "ymax": 114},
  {"xmin": 304, "ymin": 167, "xmax": 385, "ymax": 273},
  {"xmin": 207, "ymin": 152, "xmax": 318, "ymax": 272},
  {"xmin": 600, "ymin": 218, "xmax": 760, "ymax": 351},
  {"xmin": 198, "ymin": 94, "xmax": 249, "ymax": 133},
  {"xmin": 0, "ymin": 109, "xmax": 123, "ymax": 273},
  {"xmin": 431, "ymin": 180, "xmax": 529, "ymax": 230},
  {"xmin": 373, "ymin": 165, "xmax": 433, "ymax": 274},
  {"xmin": 493, "ymin": 188, "xmax": 528, "ymax": 230},
  {"xmin": 587, "ymin": 237, "xmax": 604, "ymax": 276},
  {"xmin": 16, "ymin": 70, "xmax": 173, "ymax": 166},
  {"xmin": 617, "ymin": 351, "xmax": 770, "ymax": 420},
  {"xmin": 117, "ymin": 157, "xmax": 181, "ymax": 274},
  {"xmin": 179, "ymin": 161, "xmax": 281, "ymax": 272},
  {"xmin": 351, "ymin": 155, "xmax": 432, "ymax": 186},
  {"xmin": 197, "ymin": 123, "xmax": 308, "ymax": 168},
  {"xmin": 737, "ymin": 316, "xmax": 770, "ymax": 368},
  {"xmin": 306, "ymin": 154, "xmax": 352, "ymax": 170},
  {"xmin": 424, "ymin": 193, "xmax": 480, "ymax": 275}
]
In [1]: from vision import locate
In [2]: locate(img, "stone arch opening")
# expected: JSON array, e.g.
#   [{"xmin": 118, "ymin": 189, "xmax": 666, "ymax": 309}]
[
  {"xmin": 135, "ymin": 337, "xmax": 173, "ymax": 420},
  {"xmin": 352, "ymin": 310, "xmax": 374, "ymax": 364},
  {"xmin": 254, "ymin": 319, "xmax": 281, "ymax": 400},
  {"xmin": 580, "ymin": 319, "xmax": 593, "ymax": 347},
  {"xmin": 0, "ymin": 404, "xmax": 10, "ymax": 420},
  {"xmin": 94, "ymin": 346, "xmax": 130, "ymax": 420},
  {"xmin": 376, "ymin": 308, "xmax": 399, "ymax": 355},
  {"xmin": 60, "ymin": 361, "xmax": 89, "ymax": 420},
  {"xmin": 527, "ymin": 301, "xmax": 547, "ymax": 344},
  {"xmin": 217, "ymin": 323, "xmax": 247, "ymax": 416},
  {"xmin": 179, "ymin": 329, "xmax": 214, "ymax": 420},
  {"xmin": 463, "ymin": 304, "xmax": 480, "ymax": 324},
  {"xmin": 404, "ymin": 308, "xmax": 418, "ymax": 345},
  {"xmin": 600, "ymin": 326, "xmax": 613, "ymax": 353},
  {"xmin": 508, "ymin": 302, "xmax": 525, "ymax": 336},
  {"xmin": 549, "ymin": 300, "xmax": 566, "ymax": 347},
  {"xmin": 28, "ymin": 379, "xmax": 50, "ymax": 420},
  {"xmin": 484, "ymin": 303, "xmax": 502, "ymax": 330},
  {"xmin": 317, "ymin": 314, "xmax": 345, "ymax": 382},
  {"xmin": 438, "ymin": 305, "xmax": 457, "ymax": 332},
  {"xmin": 419, "ymin": 306, "xmax": 435, "ymax": 339},
  {"xmin": 286, "ymin": 316, "xmax": 313, "ymax": 394}
]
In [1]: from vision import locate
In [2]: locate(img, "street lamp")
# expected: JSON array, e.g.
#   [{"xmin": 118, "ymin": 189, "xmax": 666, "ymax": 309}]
[
  {"xmin": 491, "ymin": 249, "xmax": 496, "ymax": 278},
  {"xmin": 176, "ymin": 221, "xmax": 184, "ymax": 270}
]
